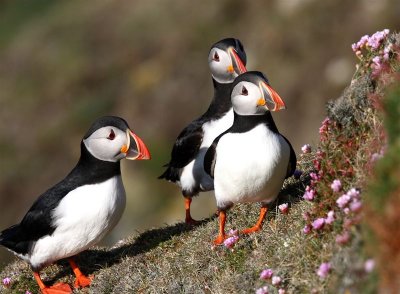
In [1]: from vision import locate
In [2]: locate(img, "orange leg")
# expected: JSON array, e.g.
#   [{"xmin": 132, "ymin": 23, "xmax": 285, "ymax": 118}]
[
  {"xmin": 242, "ymin": 207, "xmax": 268, "ymax": 234},
  {"xmin": 184, "ymin": 197, "xmax": 199, "ymax": 224},
  {"xmin": 33, "ymin": 271, "xmax": 72, "ymax": 294},
  {"xmin": 68, "ymin": 259, "xmax": 93, "ymax": 288},
  {"xmin": 213, "ymin": 210, "xmax": 227, "ymax": 245}
]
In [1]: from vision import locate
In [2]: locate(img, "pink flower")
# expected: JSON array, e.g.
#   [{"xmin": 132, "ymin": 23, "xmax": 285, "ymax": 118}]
[
  {"xmin": 325, "ymin": 210, "xmax": 335, "ymax": 224},
  {"xmin": 336, "ymin": 194, "xmax": 351, "ymax": 208},
  {"xmin": 301, "ymin": 144, "xmax": 312, "ymax": 154},
  {"xmin": 260, "ymin": 269, "xmax": 274, "ymax": 280},
  {"xmin": 272, "ymin": 276, "xmax": 282, "ymax": 286},
  {"xmin": 302, "ymin": 212, "xmax": 310, "ymax": 221},
  {"xmin": 347, "ymin": 188, "xmax": 360, "ymax": 199},
  {"xmin": 303, "ymin": 225, "xmax": 311, "ymax": 234},
  {"xmin": 312, "ymin": 218, "xmax": 325, "ymax": 230},
  {"xmin": 278, "ymin": 289, "xmax": 286, "ymax": 294},
  {"xmin": 278, "ymin": 203, "xmax": 289, "ymax": 214},
  {"xmin": 26, "ymin": 291, "xmax": 32, "ymax": 294},
  {"xmin": 350, "ymin": 200, "xmax": 362, "ymax": 212},
  {"xmin": 309, "ymin": 172, "xmax": 319, "ymax": 181},
  {"xmin": 256, "ymin": 286, "xmax": 269, "ymax": 294},
  {"xmin": 303, "ymin": 186, "xmax": 316, "ymax": 201},
  {"xmin": 317, "ymin": 262, "xmax": 331, "ymax": 278},
  {"xmin": 223, "ymin": 235, "xmax": 239, "ymax": 248},
  {"xmin": 331, "ymin": 179, "xmax": 342, "ymax": 192},
  {"xmin": 335, "ymin": 231, "xmax": 350, "ymax": 245},
  {"xmin": 364, "ymin": 259, "xmax": 375, "ymax": 273},
  {"xmin": 2, "ymin": 277, "xmax": 11, "ymax": 287},
  {"xmin": 228, "ymin": 229, "xmax": 239, "ymax": 236}
]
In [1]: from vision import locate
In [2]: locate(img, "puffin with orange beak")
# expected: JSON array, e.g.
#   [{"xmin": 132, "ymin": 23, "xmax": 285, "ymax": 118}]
[
  {"xmin": 204, "ymin": 72, "xmax": 296, "ymax": 244},
  {"xmin": 0, "ymin": 116, "xmax": 150, "ymax": 293},
  {"xmin": 159, "ymin": 38, "xmax": 247, "ymax": 224}
]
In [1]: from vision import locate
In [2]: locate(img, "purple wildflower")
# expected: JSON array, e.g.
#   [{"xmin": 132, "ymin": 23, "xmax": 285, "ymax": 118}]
[
  {"xmin": 223, "ymin": 235, "xmax": 239, "ymax": 248},
  {"xmin": 278, "ymin": 289, "xmax": 286, "ymax": 294},
  {"xmin": 278, "ymin": 203, "xmax": 289, "ymax": 214},
  {"xmin": 350, "ymin": 200, "xmax": 362, "ymax": 212},
  {"xmin": 364, "ymin": 259, "xmax": 375, "ymax": 273},
  {"xmin": 309, "ymin": 172, "xmax": 319, "ymax": 181},
  {"xmin": 303, "ymin": 186, "xmax": 316, "ymax": 201},
  {"xmin": 256, "ymin": 286, "xmax": 269, "ymax": 294},
  {"xmin": 312, "ymin": 218, "xmax": 325, "ymax": 230},
  {"xmin": 347, "ymin": 188, "xmax": 360, "ymax": 199},
  {"xmin": 303, "ymin": 225, "xmax": 312, "ymax": 234},
  {"xmin": 317, "ymin": 262, "xmax": 331, "ymax": 278},
  {"xmin": 336, "ymin": 194, "xmax": 351, "ymax": 208},
  {"xmin": 331, "ymin": 179, "xmax": 342, "ymax": 192},
  {"xmin": 260, "ymin": 269, "xmax": 274, "ymax": 280},
  {"xmin": 2, "ymin": 277, "xmax": 11, "ymax": 287},
  {"xmin": 301, "ymin": 144, "xmax": 312, "ymax": 154},
  {"xmin": 325, "ymin": 210, "xmax": 335, "ymax": 224},
  {"xmin": 272, "ymin": 276, "xmax": 282, "ymax": 286},
  {"xmin": 26, "ymin": 291, "xmax": 32, "ymax": 294}
]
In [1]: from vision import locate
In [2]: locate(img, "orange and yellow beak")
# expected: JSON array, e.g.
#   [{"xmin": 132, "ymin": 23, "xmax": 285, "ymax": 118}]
[
  {"xmin": 228, "ymin": 47, "xmax": 247, "ymax": 74},
  {"xmin": 258, "ymin": 81, "xmax": 286, "ymax": 111},
  {"xmin": 120, "ymin": 129, "xmax": 151, "ymax": 160}
]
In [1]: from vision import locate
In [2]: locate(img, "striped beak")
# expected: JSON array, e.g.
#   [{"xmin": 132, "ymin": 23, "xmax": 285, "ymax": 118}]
[
  {"xmin": 228, "ymin": 47, "xmax": 247, "ymax": 75},
  {"xmin": 120, "ymin": 129, "xmax": 151, "ymax": 160},
  {"xmin": 257, "ymin": 81, "xmax": 286, "ymax": 111}
]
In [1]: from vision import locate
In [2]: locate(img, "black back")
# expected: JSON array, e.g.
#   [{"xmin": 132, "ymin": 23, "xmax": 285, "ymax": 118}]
[{"xmin": 0, "ymin": 130, "xmax": 121, "ymax": 256}]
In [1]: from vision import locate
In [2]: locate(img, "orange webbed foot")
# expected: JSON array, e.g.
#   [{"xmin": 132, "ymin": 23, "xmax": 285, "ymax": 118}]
[
  {"xmin": 241, "ymin": 225, "xmax": 262, "ymax": 234},
  {"xmin": 41, "ymin": 283, "xmax": 72, "ymax": 294},
  {"xmin": 74, "ymin": 274, "xmax": 93, "ymax": 288},
  {"xmin": 213, "ymin": 234, "xmax": 226, "ymax": 245}
]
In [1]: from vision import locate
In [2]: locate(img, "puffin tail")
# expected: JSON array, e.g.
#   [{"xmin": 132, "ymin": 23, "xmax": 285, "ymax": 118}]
[
  {"xmin": 0, "ymin": 224, "xmax": 27, "ymax": 255},
  {"xmin": 158, "ymin": 165, "xmax": 180, "ymax": 183}
]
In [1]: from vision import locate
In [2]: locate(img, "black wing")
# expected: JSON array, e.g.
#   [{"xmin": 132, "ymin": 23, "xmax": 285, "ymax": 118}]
[
  {"xmin": 0, "ymin": 172, "xmax": 80, "ymax": 255},
  {"xmin": 281, "ymin": 135, "xmax": 297, "ymax": 178},
  {"xmin": 159, "ymin": 120, "xmax": 204, "ymax": 181},
  {"xmin": 204, "ymin": 131, "xmax": 227, "ymax": 179}
]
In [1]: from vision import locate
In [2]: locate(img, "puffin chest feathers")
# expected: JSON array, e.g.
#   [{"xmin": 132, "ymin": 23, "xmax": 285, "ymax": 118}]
[
  {"xmin": 30, "ymin": 176, "xmax": 126, "ymax": 268},
  {"xmin": 214, "ymin": 124, "xmax": 289, "ymax": 204}
]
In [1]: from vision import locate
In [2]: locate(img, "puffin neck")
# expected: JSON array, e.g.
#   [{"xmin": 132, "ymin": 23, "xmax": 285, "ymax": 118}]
[
  {"xmin": 72, "ymin": 142, "xmax": 121, "ymax": 184},
  {"xmin": 202, "ymin": 79, "xmax": 233, "ymax": 120},
  {"xmin": 230, "ymin": 111, "xmax": 279, "ymax": 134}
]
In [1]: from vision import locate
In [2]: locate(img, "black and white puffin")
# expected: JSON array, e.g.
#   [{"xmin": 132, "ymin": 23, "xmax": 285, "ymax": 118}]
[
  {"xmin": 0, "ymin": 116, "xmax": 150, "ymax": 293},
  {"xmin": 204, "ymin": 71, "xmax": 296, "ymax": 244},
  {"xmin": 159, "ymin": 38, "xmax": 247, "ymax": 224}
]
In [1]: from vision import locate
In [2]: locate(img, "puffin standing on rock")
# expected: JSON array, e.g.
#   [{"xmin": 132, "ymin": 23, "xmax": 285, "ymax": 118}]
[
  {"xmin": 0, "ymin": 116, "xmax": 150, "ymax": 293},
  {"xmin": 159, "ymin": 38, "xmax": 247, "ymax": 224},
  {"xmin": 204, "ymin": 72, "xmax": 296, "ymax": 244}
]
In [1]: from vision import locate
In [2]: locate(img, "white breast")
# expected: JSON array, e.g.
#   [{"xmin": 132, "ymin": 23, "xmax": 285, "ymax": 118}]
[
  {"xmin": 29, "ymin": 176, "xmax": 126, "ymax": 269},
  {"xmin": 214, "ymin": 125, "xmax": 289, "ymax": 208},
  {"xmin": 180, "ymin": 109, "xmax": 234, "ymax": 193}
]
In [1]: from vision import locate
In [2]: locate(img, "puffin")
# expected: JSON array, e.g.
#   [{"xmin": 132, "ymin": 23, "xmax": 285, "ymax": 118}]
[
  {"xmin": 159, "ymin": 38, "xmax": 247, "ymax": 224},
  {"xmin": 0, "ymin": 116, "xmax": 150, "ymax": 293},
  {"xmin": 204, "ymin": 72, "xmax": 296, "ymax": 244}
]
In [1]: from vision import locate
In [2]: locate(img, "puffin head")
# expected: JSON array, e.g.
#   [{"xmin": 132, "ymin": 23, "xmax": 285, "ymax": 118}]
[
  {"xmin": 208, "ymin": 38, "xmax": 247, "ymax": 84},
  {"xmin": 231, "ymin": 71, "xmax": 286, "ymax": 115},
  {"xmin": 82, "ymin": 116, "xmax": 151, "ymax": 162}
]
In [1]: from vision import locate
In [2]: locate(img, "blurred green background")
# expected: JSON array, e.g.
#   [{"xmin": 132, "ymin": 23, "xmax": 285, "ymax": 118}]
[{"xmin": 0, "ymin": 0, "xmax": 399, "ymax": 266}]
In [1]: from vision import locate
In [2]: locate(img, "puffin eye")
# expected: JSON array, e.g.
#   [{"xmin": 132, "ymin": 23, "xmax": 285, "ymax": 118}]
[
  {"xmin": 241, "ymin": 86, "xmax": 248, "ymax": 96},
  {"xmin": 213, "ymin": 52, "xmax": 220, "ymax": 62},
  {"xmin": 107, "ymin": 129, "xmax": 116, "ymax": 140}
]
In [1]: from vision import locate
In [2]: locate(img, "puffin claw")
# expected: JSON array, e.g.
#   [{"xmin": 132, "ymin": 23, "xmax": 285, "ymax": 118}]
[{"xmin": 41, "ymin": 283, "xmax": 72, "ymax": 294}]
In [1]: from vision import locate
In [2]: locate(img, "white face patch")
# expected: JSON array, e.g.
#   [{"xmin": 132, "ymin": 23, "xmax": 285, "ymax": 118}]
[
  {"xmin": 83, "ymin": 126, "xmax": 127, "ymax": 162},
  {"xmin": 231, "ymin": 81, "xmax": 266, "ymax": 116},
  {"xmin": 208, "ymin": 48, "xmax": 237, "ymax": 84}
]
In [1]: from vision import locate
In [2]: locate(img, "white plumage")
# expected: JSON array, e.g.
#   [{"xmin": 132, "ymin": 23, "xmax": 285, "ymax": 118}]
[
  {"xmin": 29, "ymin": 175, "xmax": 126, "ymax": 269},
  {"xmin": 214, "ymin": 124, "xmax": 290, "ymax": 208}
]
